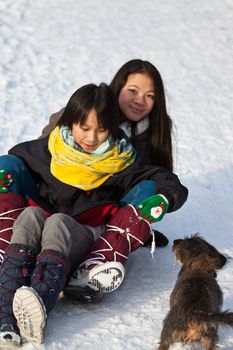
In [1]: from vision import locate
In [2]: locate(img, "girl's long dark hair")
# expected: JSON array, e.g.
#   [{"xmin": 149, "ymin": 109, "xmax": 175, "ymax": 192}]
[
  {"xmin": 58, "ymin": 83, "xmax": 119, "ymax": 140},
  {"xmin": 110, "ymin": 59, "xmax": 173, "ymax": 171}
]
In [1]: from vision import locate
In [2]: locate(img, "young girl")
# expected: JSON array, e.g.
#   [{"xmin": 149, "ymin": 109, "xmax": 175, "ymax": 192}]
[{"xmin": 0, "ymin": 83, "xmax": 188, "ymax": 347}]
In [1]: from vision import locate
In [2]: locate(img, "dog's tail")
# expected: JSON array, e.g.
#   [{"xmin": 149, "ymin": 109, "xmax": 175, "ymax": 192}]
[{"xmin": 198, "ymin": 310, "xmax": 233, "ymax": 326}]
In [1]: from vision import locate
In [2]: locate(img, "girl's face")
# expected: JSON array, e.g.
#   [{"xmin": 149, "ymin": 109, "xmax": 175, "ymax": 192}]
[
  {"xmin": 118, "ymin": 73, "xmax": 155, "ymax": 122},
  {"xmin": 72, "ymin": 109, "xmax": 109, "ymax": 153}
]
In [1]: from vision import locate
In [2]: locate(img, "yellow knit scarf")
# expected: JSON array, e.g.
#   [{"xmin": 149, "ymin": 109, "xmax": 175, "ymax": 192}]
[{"xmin": 48, "ymin": 126, "xmax": 136, "ymax": 190}]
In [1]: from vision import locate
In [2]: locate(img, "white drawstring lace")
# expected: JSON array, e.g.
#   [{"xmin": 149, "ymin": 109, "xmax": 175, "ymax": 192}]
[
  {"xmin": 126, "ymin": 204, "xmax": 156, "ymax": 258},
  {"xmin": 127, "ymin": 205, "xmax": 156, "ymax": 258},
  {"xmin": 79, "ymin": 235, "xmax": 128, "ymax": 269},
  {"xmin": 81, "ymin": 215, "xmax": 155, "ymax": 270},
  {"xmin": 150, "ymin": 228, "xmax": 156, "ymax": 258},
  {"xmin": 0, "ymin": 207, "xmax": 26, "ymax": 263},
  {"xmin": 106, "ymin": 224, "xmax": 145, "ymax": 253}
]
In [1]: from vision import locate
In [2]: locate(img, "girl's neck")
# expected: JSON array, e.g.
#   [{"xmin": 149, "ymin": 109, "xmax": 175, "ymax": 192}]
[{"xmin": 120, "ymin": 117, "xmax": 149, "ymax": 137}]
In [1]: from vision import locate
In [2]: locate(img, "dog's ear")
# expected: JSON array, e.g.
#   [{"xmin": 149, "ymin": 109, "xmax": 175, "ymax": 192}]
[
  {"xmin": 215, "ymin": 253, "xmax": 227, "ymax": 268},
  {"xmin": 187, "ymin": 254, "xmax": 226, "ymax": 273}
]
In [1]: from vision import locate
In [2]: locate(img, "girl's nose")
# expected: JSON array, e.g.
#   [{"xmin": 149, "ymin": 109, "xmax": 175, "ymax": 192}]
[
  {"xmin": 87, "ymin": 131, "xmax": 98, "ymax": 142},
  {"xmin": 134, "ymin": 94, "xmax": 146, "ymax": 105}
]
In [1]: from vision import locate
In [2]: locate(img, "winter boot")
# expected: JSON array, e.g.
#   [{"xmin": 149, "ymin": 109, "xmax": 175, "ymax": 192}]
[
  {"xmin": 144, "ymin": 230, "xmax": 169, "ymax": 248},
  {"xmin": 13, "ymin": 250, "xmax": 70, "ymax": 344},
  {"xmin": 66, "ymin": 205, "xmax": 152, "ymax": 295},
  {"xmin": 0, "ymin": 193, "xmax": 26, "ymax": 265},
  {"xmin": 0, "ymin": 245, "xmax": 35, "ymax": 348}
]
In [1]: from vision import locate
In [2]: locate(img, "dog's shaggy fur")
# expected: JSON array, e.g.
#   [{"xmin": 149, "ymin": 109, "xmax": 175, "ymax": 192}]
[{"xmin": 158, "ymin": 234, "xmax": 233, "ymax": 350}]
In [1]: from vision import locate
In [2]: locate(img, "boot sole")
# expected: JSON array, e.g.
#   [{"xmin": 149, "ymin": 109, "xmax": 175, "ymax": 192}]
[
  {"xmin": 12, "ymin": 286, "xmax": 47, "ymax": 344},
  {"xmin": 88, "ymin": 261, "xmax": 125, "ymax": 293}
]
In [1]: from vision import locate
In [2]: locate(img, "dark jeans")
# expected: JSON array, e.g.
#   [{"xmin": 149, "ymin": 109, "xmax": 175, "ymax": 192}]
[
  {"xmin": 120, "ymin": 180, "xmax": 156, "ymax": 206},
  {"xmin": 0, "ymin": 155, "xmax": 40, "ymax": 201}
]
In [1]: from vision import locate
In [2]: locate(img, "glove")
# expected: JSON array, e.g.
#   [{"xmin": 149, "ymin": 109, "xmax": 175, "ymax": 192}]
[
  {"xmin": 136, "ymin": 194, "xmax": 169, "ymax": 223},
  {"xmin": 0, "ymin": 170, "xmax": 13, "ymax": 193}
]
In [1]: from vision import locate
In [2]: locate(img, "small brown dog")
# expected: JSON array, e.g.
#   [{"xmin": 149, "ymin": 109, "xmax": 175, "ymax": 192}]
[{"xmin": 158, "ymin": 234, "xmax": 233, "ymax": 350}]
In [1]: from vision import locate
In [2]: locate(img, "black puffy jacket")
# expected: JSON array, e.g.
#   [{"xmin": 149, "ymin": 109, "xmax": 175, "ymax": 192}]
[{"xmin": 9, "ymin": 136, "xmax": 188, "ymax": 216}]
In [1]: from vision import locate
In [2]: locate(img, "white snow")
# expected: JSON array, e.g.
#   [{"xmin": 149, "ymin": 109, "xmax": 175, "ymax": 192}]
[{"xmin": 0, "ymin": 0, "xmax": 233, "ymax": 349}]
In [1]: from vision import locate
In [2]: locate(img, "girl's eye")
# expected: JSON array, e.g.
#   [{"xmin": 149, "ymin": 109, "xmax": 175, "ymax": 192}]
[
  {"xmin": 128, "ymin": 88, "xmax": 137, "ymax": 94},
  {"xmin": 147, "ymin": 94, "xmax": 155, "ymax": 100}
]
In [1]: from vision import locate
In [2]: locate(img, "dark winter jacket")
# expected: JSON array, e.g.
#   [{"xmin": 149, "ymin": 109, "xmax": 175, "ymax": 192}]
[{"xmin": 9, "ymin": 136, "xmax": 188, "ymax": 217}]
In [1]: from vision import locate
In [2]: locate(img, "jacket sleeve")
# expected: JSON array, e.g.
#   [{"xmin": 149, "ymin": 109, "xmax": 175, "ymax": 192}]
[
  {"xmin": 38, "ymin": 108, "xmax": 65, "ymax": 139},
  {"xmin": 112, "ymin": 163, "xmax": 188, "ymax": 213},
  {"xmin": 154, "ymin": 167, "xmax": 188, "ymax": 212}
]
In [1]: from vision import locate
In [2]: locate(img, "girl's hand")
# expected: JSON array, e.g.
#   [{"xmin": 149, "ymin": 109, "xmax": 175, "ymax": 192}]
[
  {"xmin": 136, "ymin": 194, "xmax": 169, "ymax": 223},
  {"xmin": 0, "ymin": 170, "xmax": 13, "ymax": 192}
]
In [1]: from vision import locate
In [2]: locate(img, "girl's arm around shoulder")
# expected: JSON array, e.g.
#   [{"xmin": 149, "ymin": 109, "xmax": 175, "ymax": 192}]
[
  {"xmin": 38, "ymin": 108, "xmax": 65, "ymax": 139},
  {"xmin": 113, "ymin": 162, "xmax": 188, "ymax": 213},
  {"xmin": 155, "ymin": 167, "xmax": 188, "ymax": 213}
]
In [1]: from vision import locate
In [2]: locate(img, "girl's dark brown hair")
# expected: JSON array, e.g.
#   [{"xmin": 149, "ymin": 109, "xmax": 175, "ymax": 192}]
[
  {"xmin": 58, "ymin": 83, "xmax": 119, "ymax": 140},
  {"xmin": 110, "ymin": 59, "xmax": 173, "ymax": 171}
]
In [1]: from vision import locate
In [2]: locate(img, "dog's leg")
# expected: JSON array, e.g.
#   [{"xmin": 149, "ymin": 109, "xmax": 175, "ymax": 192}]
[
  {"xmin": 158, "ymin": 310, "xmax": 181, "ymax": 350},
  {"xmin": 158, "ymin": 342, "xmax": 170, "ymax": 350},
  {"xmin": 158, "ymin": 328, "xmax": 172, "ymax": 350},
  {"xmin": 202, "ymin": 331, "xmax": 218, "ymax": 350}
]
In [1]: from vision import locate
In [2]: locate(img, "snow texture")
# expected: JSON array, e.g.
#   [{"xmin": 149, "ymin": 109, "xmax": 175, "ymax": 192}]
[{"xmin": 0, "ymin": 0, "xmax": 233, "ymax": 349}]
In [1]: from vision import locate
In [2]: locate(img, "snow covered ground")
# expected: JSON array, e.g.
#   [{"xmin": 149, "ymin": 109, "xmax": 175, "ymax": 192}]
[{"xmin": 0, "ymin": 0, "xmax": 233, "ymax": 349}]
